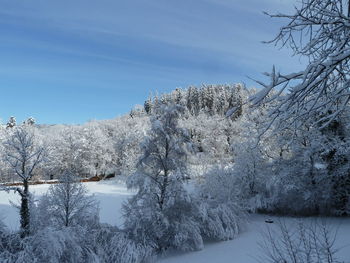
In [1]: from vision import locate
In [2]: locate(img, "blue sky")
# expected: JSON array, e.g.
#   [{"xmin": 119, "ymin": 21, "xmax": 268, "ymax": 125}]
[{"xmin": 0, "ymin": 0, "xmax": 303, "ymax": 124}]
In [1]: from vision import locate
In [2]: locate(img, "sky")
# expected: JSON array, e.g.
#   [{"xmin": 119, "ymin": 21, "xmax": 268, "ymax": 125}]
[{"xmin": 0, "ymin": 0, "xmax": 303, "ymax": 124}]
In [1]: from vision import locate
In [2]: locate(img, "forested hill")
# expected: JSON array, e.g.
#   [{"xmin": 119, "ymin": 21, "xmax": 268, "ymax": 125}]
[
  {"xmin": 0, "ymin": 84, "xmax": 250, "ymax": 183},
  {"xmin": 141, "ymin": 84, "xmax": 244, "ymax": 118}
]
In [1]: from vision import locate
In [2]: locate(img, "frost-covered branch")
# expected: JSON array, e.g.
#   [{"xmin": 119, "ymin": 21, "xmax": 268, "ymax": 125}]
[
  {"xmin": 259, "ymin": 219, "xmax": 342, "ymax": 263},
  {"xmin": 253, "ymin": 0, "xmax": 350, "ymax": 129}
]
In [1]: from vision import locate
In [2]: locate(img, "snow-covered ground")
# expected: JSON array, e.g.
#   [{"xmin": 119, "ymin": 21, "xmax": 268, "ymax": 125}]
[
  {"xmin": 0, "ymin": 180, "xmax": 133, "ymax": 230},
  {"xmin": 1, "ymin": 180, "xmax": 349, "ymax": 263},
  {"xmin": 160, "ymin": 215, "xmax": 350, "ymax": 263}
]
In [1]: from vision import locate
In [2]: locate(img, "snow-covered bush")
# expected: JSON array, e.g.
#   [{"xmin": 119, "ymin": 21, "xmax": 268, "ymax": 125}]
[
  {"xmin": 92, "ymin": 225, "xmax": 154, "ymax": 263},
  {"xmin": 0, "ymin": 201, "xmax": 101, "ymax": 262},
  {"xmin": 196, "ymin": 166, "xmax": 246, "ymax": 241},
  {"xmin": 254, "ymin": 119, "xmax": 348, "ymax": 216},
  {"xmin": 0, "ymin": 220, "xmax": 12, "ymax": 258},
  {"xmin": 0, "ymin": 235, "xmax": 30, "ymax": 263},
  {"xmin": 0, "ymin": 220, "xmax": 154, "ymax": 263},
  {"xmin": 0, "ymin": 220, "xmax": 33, "ymax": 263},
  {"xmin": 24, "ymin": 226, "xmax": 97, "ymax": 263},
  {"xmin": 0, "ymin": 226, "xmax": 98, "ymax": 263}
]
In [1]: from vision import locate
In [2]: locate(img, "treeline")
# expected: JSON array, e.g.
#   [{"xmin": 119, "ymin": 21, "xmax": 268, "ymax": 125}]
[
  {"xmin": 142, "ymin": 84, "xmax": 243, "ymax": 118},
  {"xmin": 0, "ymin": 114, "xmax": 149, "ymax": 181},
  {"xmin": 0, "ymin": 84, "xmax": 248, "ymax": 182},
  {"xmin": 1, "ymin": 83, "xmax": 349, "ymax": 218}
]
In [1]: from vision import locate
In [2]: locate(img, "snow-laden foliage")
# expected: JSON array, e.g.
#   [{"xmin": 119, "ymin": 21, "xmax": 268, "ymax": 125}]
[
  {"xmin": 196, "ymin": 166, "xmax": 246, "ymax": 241},
  {"xmin": 46, "ymin": 124, "xmax": 115, "ymax": 179},
  {"xmin": 0, "ymin": 226, "xmax": 98, "ymax": 263},
  {"xmin": 92, "ymin": 225, "xmax": 154, "ymax": 263},
  {"xmin": 21, "ymin": 227, "xmax": 96, "ymax": 263},
  {"xmin": 123, "ymin": 104, "xmax": 204, "ymax": 252},
  {"xmin": 0, "ymin": 218, "xmax": 154, "ymax": 263},
  {"xmin": 0, "ymin": 219, "xmax": 12, "ymax": 257},
  {"xmin": 213, "ymin": 84, "xmax": 350, "ymax": 216}
]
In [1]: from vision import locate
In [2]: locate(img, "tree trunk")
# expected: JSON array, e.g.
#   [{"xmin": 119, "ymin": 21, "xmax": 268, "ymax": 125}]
[
  {"xmin": 20, "ymin": 180, "xmax": 30, "ymax": 238},
  {"xmin": 65, "ymin": 182, "xmax": 71, "ymax": 227}
]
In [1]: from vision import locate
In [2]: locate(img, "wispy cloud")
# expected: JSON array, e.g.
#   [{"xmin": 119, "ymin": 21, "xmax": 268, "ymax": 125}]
[{"xmin": 0, "ymin": 0, "xmax": 304, "ymax": 123}]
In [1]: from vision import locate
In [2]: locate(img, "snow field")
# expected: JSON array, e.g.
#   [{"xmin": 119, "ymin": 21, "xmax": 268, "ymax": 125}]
[{"xmin": 1, "ymin": 180, "xmax": 349, "ymax": 263}]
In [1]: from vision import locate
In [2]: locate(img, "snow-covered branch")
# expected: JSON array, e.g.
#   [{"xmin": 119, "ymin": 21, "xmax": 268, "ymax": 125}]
[{"xmin": 254, "ymin": 0, "xmax": 350, "ymax": 129}]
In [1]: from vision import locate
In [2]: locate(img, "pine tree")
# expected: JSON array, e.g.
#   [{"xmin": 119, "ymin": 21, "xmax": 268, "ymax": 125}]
[{"xmin": 6, "ymin": 116, "xmax": 16, "ymax": 129}]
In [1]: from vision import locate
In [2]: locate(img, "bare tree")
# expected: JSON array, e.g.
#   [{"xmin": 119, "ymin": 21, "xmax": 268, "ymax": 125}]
[
  {"xmin": 259, "ymin": 219, "xmax": 342, "ymax": 263},
  {"xmin": 3, "ymin": 126, "xmax": 45, "ymax": 237},
  {"xmin": 41, "ymin": 171, "xmax": 99, "ymax": 228},
  {"xmin": 251, "ymin": 0, "xmax": 350, "ymax": 129}
]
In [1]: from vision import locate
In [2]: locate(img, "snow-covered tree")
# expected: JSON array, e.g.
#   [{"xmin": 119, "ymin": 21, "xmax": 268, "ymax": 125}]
[
  {"xmin": 6, "ymin": 116, "xmax": 16, "ymax": 129},
  {"xmin": 3, "ymin": 126, "xmax": 46, "ymax": 237},
  {"xmin": 123, "ymin": 104, "xmax": 203, "ymax": 252},
  {"xmin": 23, "ymin": 117, "xmax": 35, "ymax": 126},
  {"xmin": 109, "ymin": 115, "xmax": 149, "ymax": 177},
  {"xmin": 38, "ymin": 172, "xmax": 99, "ymax": 228},
  {"xmin": 49, "ymin": 127, "xmax": 85, "ymax": 177},
  {"xmin": 78, "ymin": 123, "xmax": 114, "ymax": 177}
]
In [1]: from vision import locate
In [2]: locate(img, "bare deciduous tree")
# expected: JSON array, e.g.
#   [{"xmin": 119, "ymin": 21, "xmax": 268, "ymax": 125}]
[{"xmin": 259, "ymin": 219, "xmax": 342, "ymax": 263}]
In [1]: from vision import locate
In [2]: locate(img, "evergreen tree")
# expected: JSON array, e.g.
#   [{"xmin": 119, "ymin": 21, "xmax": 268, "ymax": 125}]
[{"xmin": 6, "ymin": 116, "xmax": 16, "ymax": 129}]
